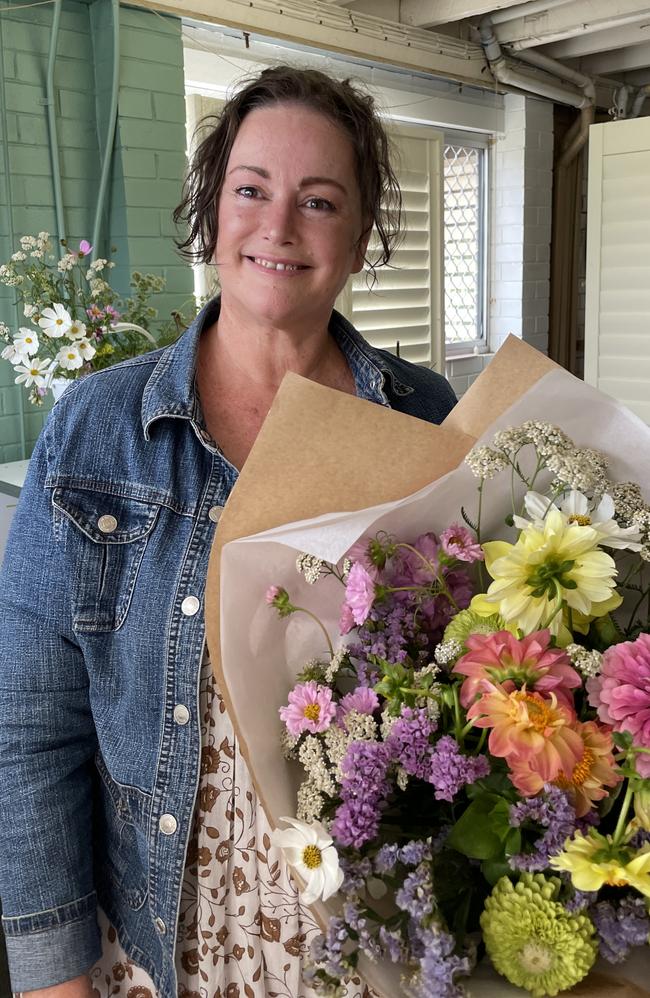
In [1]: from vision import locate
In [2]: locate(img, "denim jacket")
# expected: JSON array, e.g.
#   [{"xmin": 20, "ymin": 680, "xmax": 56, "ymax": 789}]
[{"xmin": 0, "ymin": 299, "xmax": 455, "ymax": 994}]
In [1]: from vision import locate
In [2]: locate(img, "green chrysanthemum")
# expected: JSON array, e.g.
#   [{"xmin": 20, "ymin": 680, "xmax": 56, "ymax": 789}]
[
  {"xmin": 443, "ymin": 609, "xmax": 510, "ymax": 651},
  {"xmin": 480, "ymin": 874, "xmax": 597, "ymax": 997}
]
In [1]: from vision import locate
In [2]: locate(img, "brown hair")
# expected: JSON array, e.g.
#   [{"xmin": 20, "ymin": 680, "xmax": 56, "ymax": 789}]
[{"xmin": 174, "ymin": 65, "xmax": 402, "ymax": 274}]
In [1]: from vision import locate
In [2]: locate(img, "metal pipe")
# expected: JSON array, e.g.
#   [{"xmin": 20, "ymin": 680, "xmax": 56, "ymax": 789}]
[
  {"xmin": 479, "ymin": 17, "xmax": 588, "ymax": 108},
  {"xmin": 490, "ymin": 0, "xmax": 572, "ymax": 26},
  {"xmin": 507, "ymin": 46, "xmax": 595, "ymax": 102},
  {"xmin": 558, "ymin": 104, "xmax": 594, "ymax": 168},
  {"xmin": 92, "ymin": 0, "xmax": 121, "ymax": 260},
  {"xmin": 631, "ymin": 83, "xmax": 650, "ymax": 117},
  {"xmin": 45, "ymin": 0, "xmax": 65, "ymax": 245}
]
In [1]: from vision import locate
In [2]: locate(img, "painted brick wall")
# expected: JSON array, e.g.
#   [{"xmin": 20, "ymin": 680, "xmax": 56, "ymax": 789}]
[{"xmin": 0, "ymin": 0, "xmax": 193, "ymax": 461}]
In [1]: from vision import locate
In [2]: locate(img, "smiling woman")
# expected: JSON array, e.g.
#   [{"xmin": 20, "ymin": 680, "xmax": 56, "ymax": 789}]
[{"xmin": 0, "ymin": 66, "xmax": 457, "ymax": 998}]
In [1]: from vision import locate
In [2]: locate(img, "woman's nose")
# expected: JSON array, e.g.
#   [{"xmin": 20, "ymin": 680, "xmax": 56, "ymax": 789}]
[{"xmin": 263, "ymin": 198, "xmax": 297, "ymax": 244}]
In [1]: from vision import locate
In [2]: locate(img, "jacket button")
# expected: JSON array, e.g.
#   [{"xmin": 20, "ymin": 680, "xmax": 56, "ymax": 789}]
[
  {"xmin": 181, "ymin": 596, "xmax": 200, "ymax": 616},
  {"xmin": 154, "ymin": 916, "xmax": 166, "ymax": 935},
  {"xmin": 208, "ymin": 505, "xmax": 223, "ymax": 523},
  {"xmin": 159, "ymin": 813, "xmax": 177, "ymax": 835},
  {"xmin": 173, "ymin": 704, "xmax": 190, "ymax": 725},
  {"xmin": 97, "ymin": 514, "xmax": 118, "ymax": 533}
]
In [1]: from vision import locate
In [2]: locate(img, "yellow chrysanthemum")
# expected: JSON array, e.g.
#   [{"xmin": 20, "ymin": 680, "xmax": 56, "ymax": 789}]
[
  {"xmin": 477, "ymin": 509, "xmax": 619, "ymax": 639},
  {"xmin": 550, "ymin": 830, "xmax": 650, "ymax": 898}
]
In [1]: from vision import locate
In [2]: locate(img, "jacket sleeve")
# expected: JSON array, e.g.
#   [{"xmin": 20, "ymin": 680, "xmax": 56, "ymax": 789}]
[{"xmin": 0, "ymin": 411, "xmax": 101, "ymax": 990}]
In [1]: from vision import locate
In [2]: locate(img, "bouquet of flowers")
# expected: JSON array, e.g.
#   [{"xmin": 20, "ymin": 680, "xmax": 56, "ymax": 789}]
[
  {"xmin": 0, "ymin": 232, "xmax": 167, "ymax": 404},
  {"xmin": 207, "ymin": 340, "xmax": 650, "ymax": 998},
  {"xmin": 265, "ymin": 427, "xmax": 650, "ymax": 997}
]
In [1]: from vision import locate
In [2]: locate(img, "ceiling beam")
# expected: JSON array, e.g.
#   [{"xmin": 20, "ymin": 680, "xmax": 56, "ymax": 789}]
[
  {"xmin": 495, "ymin": 0, "xmax": 650, "ymax": 49},
  {"xmin": 540, "ymin": 19, "xmax": 650, "ymax": 58},
  {"xmin": 576, "ymin": 40, "xmax": 650, "ymax": 73},
  {"xmin": 400, "ymin": 0, "xmax": 525, "ymax": 29}
]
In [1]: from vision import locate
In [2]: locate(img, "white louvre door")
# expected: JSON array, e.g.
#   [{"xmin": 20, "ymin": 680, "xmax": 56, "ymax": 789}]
[
  {"xmin": 336, "ymin": 124, "xmax": 444, "ymax": 372},
  {"xmin": 585, "ymin": 117, "xmax": 650, "ymax": 423}
]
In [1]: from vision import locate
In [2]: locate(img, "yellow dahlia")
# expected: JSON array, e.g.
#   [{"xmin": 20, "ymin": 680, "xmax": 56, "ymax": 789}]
[
  {"xmin": 550, "ymin": 829, "xmax": 650, "ymax": 898},
  {"xmin": 478, "ymin": 509, "xmax": 619, "ymax": 638}
]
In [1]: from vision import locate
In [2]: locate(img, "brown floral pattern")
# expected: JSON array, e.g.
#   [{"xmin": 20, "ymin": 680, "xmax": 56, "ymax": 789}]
[{"xmin": 91, "ymin": 648, "xmax": 371, "ymax": 997}]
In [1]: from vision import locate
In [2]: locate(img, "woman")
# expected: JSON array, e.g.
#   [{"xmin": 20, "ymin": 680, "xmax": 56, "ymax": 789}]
[{"xmin": 0, "ymin": 67, "xmax": 456, "ymax": 997}]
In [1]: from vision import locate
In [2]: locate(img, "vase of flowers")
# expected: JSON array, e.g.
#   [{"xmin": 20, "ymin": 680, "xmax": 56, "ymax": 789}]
[{"xmin": 0, "ymin": 232, "xmax": 169, "ymax": 405}]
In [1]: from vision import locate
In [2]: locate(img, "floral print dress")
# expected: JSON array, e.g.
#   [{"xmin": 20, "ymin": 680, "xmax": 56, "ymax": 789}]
[{"xmin": 90, "ymin": 647, "xmax": 369, "ymax": 998}]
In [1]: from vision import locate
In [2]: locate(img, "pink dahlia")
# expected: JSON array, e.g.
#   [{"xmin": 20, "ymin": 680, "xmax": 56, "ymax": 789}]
[
  {"xmin": 440, "ymin": 524, "xmax": 484, "ymax": 563},
  {"xmin": 279, "ymin": 682, "xmax": 337, "ymax": 736},
  {"xmin": 588, "ymin": 632, "xmax": 650, "ymax": 777},
  {"xmin": 343, "ymin": 562, "xmax": 378, "ymax": 627},
  {"xmin": 454, "ymin": 629, "xmax": 581, "ymax": 710}
]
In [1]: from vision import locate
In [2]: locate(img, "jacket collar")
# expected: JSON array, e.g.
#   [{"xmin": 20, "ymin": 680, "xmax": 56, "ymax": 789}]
[{"xmin": 141, "ymin": 297, "xmax": 415, "ymax": 438}]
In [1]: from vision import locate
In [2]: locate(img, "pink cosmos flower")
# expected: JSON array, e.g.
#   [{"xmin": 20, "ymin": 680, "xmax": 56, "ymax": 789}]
[
  {"xmin": 104, "ymin": 305, "xmax": 120, "ymax": 323},
  {"xmin": 440, "ymin": 524, "xmax": 484, "ymax": 563},
  {"xmin": 345, "ymin": 537, "xmax": 375, "ymax": 571},
  {"xmin": 86, "ymin": 305, "xmax": 103, "ymax": 320},
  {"xmin": 454, "ymin": 629, "xmax": 581, "ymax": 710},
  {"xmin": 78, "ymin": 240, "xmax": 92, "ymax": 257},
  {"xmin": 265, "ymin": 585, "xmax": 281, "ymax": 604},
  {"xmin": 339, "ymin": 686, "xmax": 379, "ymax": 717},
  {"xmin": 467, "ymin": 683, "xmax": 582, "ymax": 784},
  {"xmin": 588, "ymin": 632, "xmax": 650, "ymax": 777},
  {"xmin": 343, "ymin": 562, "xmax": 378, "ymax": 627},
  {"xmin": 279, "ymin": 681, "xmax": 337, "ymax": 736}
]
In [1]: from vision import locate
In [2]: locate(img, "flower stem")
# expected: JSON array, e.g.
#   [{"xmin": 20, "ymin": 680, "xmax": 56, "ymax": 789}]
[
  {"xmin": 612, "ymin": 781, "xmax": 634, "ymax": 846},
  {"xmin": 293, "ymin": 606, "xmax": 335, "ymax": 659}
]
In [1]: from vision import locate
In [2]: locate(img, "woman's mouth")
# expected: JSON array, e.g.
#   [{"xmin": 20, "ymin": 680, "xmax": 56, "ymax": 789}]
[{"xmin": 247, "ymin": 256, "xmax": 308, "ymax": 272}]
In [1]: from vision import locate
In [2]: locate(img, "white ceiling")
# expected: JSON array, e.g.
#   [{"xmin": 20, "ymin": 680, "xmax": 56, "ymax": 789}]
[{"xmin": 327, "ymin": 0, "xmax": 650, "ymax": 91}]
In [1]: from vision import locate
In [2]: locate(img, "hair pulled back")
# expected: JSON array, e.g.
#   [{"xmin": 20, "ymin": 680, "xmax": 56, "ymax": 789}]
[{"xmin": 174, "ymin": 65, "xmax": 402, "ymax": 273}]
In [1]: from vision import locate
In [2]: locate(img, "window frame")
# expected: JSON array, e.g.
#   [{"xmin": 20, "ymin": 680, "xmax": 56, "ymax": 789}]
[{"xmin": 442, "ymin": 128, "xmax": 489, "ymax": 358}]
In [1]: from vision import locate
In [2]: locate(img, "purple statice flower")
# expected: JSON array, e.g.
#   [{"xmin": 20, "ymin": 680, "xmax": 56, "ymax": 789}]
[
  {"xmin": 374, "ymin": 842, "xmax": 400, "ymax": 874},
  {"xmin": 379, "ymin": 924, "xmax": 406, "ymax": 963},
  {"xmin": 386, "ymin": 707, "xmax": 436, "ymax": 781},
  {"xmin": 339, "ymin": 686, "xmax": 379, "ymax": 717},
  {"xmin": 395, "ymin": 863, "xmax": 434, "ymax": 922},
  {"xmin": 564, "ymin": 888, "xmax": 597, "ymax": 913},
  {"xmin": 310, "ymin": 917, "xmax": 350, "ymax": 978},
  {"xmin": 350, "ymin": 596, "xmax": 429, "ymax": 682},
  {"xmin": 342, "ymin": 901, "xmax": 381, "ymax": 960},
  {"xmin": 339, "ymin": 855, "xmax": 372, "ymax": 895},
  {"xmin": 590, "ymin": 896, "xmax": 650, "ymax": 964},
  {"xmin": 508, "ymin": 785, "xmax": 577, "ymax": 872},
  {"xmin": 331, "ymin": 741, "xmax": 390, "ymax": 848},
  {"xmin": 428, "ymin": 736, "xmax": 490, "ymax": 802},
  {"xmin": 399, "ymin": 839, "xmax": 432, "ymax": 867},
  {"xmin": 409, "ymin": 925, "xmax": 472, "ymax": 998}
]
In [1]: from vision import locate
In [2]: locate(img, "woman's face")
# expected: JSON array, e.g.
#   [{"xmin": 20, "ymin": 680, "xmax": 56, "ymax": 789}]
[{"xmin": 214, "ymin": 102, "xmax": 368, "ymax": 331}]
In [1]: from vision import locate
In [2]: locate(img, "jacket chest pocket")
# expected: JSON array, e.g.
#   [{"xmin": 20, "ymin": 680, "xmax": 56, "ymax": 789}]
[{"xmin": 52, "ymin": 487, "xmax": 160, "ymax": 633}]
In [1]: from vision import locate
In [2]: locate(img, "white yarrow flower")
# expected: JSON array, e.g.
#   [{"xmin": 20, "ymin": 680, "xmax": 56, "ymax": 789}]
[
  {"xmin": 14, "ymin": 328, "xmax": 39, "ymax": 356},
  {"xmin": 39, "ymin": 303, "xmax": 72, "ymax": 338},
  {"xmin": 14, "ymin": 357, "xmax": 50, "ymax": 387},
  {"xmin": 56, "ymin": 343, "xmax": 83, "ymax": 370},
  {"xmin": 271, "ymin": 816, "xmax": 343, "ymax": 905}
]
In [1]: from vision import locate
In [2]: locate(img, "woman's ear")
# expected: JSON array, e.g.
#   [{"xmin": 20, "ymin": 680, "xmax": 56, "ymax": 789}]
[{"xmin": 351, "ymin": 223, "xmax": 372, "ymax": 275}]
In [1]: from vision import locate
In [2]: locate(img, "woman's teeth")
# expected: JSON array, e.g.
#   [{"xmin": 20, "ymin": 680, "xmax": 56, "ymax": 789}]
[{"xmin": 253, "ymin": 258, "xmax": 303, "ymax": 271}]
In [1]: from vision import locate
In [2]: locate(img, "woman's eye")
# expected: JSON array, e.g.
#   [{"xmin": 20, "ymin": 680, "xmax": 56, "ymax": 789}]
[
  {"xmin": 304, "ymin": 196, "xmax": 334, "ymax": 211},
  {"xmin": 235, "ymin": 186, "xmax": 259, "ymax": 198}
]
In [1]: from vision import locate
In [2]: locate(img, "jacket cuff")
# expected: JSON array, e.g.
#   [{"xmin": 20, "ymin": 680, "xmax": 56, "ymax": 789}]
[{"xmin": 3, "ymin": 892, "xmax": 101, "ymax": 991}]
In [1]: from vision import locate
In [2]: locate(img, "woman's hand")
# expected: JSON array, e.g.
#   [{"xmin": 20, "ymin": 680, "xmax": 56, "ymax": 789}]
[{"xmin": 21, "ymin": 975, "xmax": 93, "ymax": 998}]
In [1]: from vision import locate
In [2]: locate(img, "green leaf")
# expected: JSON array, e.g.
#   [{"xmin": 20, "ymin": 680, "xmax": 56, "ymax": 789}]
[
  {"xmin": 481, "ymin": 859, "xmax": 511, "ymax": 886},
  {"xmin": 504, "ymin": 827, "xmax": 522, "ymax": 857},
  {"xmin": 447, "ymin": 796, "xmax": 504, "ymax": 860}
]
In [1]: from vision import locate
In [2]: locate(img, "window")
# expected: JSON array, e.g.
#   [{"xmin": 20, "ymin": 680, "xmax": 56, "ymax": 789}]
[{"xmin": 443, "ymin": 136, "xmax": 488, "ymax": 352}]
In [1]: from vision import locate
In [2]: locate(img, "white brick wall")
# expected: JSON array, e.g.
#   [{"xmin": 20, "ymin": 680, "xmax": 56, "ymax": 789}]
[{"xmin": 446, "ymin": 94, "xmax": 554, "ymax": 398}]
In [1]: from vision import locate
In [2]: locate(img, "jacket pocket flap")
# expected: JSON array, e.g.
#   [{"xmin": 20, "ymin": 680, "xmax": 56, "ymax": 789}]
[{"xmin": 52, "ymin": 487, "xmax": 159, "ymax": 544}]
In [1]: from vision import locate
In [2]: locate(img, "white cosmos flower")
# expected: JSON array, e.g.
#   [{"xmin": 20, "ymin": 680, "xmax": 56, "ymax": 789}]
[
  {"xmin": 67, "ymin": 318, "xmax": 87, "ymax": 340},
  {"xmin": 15, "ymin": 327, "xmax": 39, "ymax": 356},
  {"xmin": 14, "ymin": 357, "xmax": 50, "ymax": 387},
  {"xmin": 2, "ymin": 342, "xmax": 23, "ymax": 365},
  {"xmin": 271, "ymin": 816, "xmax": 343, "ymax": 905},
  {"xmin": 77, "ymin": 337, "xmax": 96, "ymax": 361},
  {"xmin": 56, "ymin": 343, "xmax": 83, "ymax": 371},
  {"xmin": 514, "ymin": 490, "xmax": 642, "ymax": 551},
  {"xmin": 39, "ymin": 303, "xmax": 72, "ymax": 338}
]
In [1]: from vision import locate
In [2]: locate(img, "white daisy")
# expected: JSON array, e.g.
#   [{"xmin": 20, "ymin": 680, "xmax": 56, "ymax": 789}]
[
  {"xmin": 514, "ymin": 490, "xmax": 642, "ymax": 551},
  {"xmin": 271, "ymin": 816, "xmax": 343, "ymax": 905},
  {"xmin": 1, "ymin": 342, "xmax": 23, "ymax": 365},
  {"xmin": 56, "ymin": 344, "xmax": 83, "ymax": 371},
  {"xmin": 14, "ymin": 327, "xmax": 39, "ymax": 356},
  {"xmin": 76, "ymin": 338, "xmax": 96, "ymax": 361},
  {"xmin": 39, "ymin": 303, "xmax": 72, "ymax": 338},
  {"xmin": 67, "ymin": 318, "xmax": 87, "ymax": 340},
  {"xmin": 14, "ymin": 357, "xmax": 50, "ymax": 387}
]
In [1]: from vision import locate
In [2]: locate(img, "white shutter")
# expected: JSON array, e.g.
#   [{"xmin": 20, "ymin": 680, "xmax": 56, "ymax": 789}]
[
  {"xmin": 337, "ymin": 123, "xmax": 444, "ymax": 372},
  {"xmin": 584, "ymin": 117, "xmax": 650, "ymax": 423}
]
